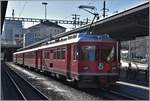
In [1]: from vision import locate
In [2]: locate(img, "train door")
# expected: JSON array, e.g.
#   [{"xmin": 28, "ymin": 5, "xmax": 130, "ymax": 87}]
[
  {"xmin": 23, "ymin": 53, "xmax": 24, "ymax": 65},
  {"xmin": 70, "ymin": 44, "xmax": 78, "ymax": 76},
  {"xmin": 36, "ymin": 51, "xmax": 38, "ymax": 69},
  {"xmin": 98, "ymin": 44, "xmax": 116, "ymax": 73},
  {"xmin": 36, "ymin": 50, "xmax": 43, "ymax": 70},
  {"xmin": 66, "ymin": 45, "xmax": 71, "ymax": 79},
  {"xmin": 15, "ymin": 54, "xmax": 17, "ymax": 63}
]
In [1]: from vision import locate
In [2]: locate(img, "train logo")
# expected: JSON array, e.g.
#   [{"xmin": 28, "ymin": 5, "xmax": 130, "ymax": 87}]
[{"xmin": 98, "ymin": 63, "xmax": 104, "ymax": 70}]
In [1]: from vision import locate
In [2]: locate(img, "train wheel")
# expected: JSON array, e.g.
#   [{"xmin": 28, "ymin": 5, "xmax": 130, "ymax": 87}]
[
  {"xmin": 35, "ymin": 68, "xmax": 39, "ymax": 72},
  {"xmin": 39, "ymin": 69, "xmax": 44, "ymax": 72},
  {"xmin": 51, "ymin": 73, "xmax": 56, "ymax": 77},
  {"xmin": 56, "ymin": 74, "xmax": 60, "ymax": 79},
  {"xmin": 103, "ymin": 83, "xmax": 111, "ymax": 91},
  {"xmin": 72, "ymin": 79, "xmax": 79, "ymax": 87}
]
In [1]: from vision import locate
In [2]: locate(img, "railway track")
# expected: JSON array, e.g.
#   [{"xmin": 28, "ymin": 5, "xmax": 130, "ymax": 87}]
[
  {"xmin": 47, "ymin": 75, "xmax": 140, "ymax": 100},
  {"xmin": 101, "ymin": 88, "xmax": 138, "ymax": 100},
  {"xmin": 5, "ymin": 62, "xmax": 146, "ymax": 100},
  {"xmin": 80, "ymin": 87, "xmax": 139, "ymax": 100},
  {"xmin": 3, "ymin": 63, "xmax": 49, "ymax": 100}
]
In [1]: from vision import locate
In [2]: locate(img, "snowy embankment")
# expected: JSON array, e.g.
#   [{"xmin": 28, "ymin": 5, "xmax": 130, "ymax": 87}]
[{"xmin": 120, "ymin": 60, "xmax": 148, "ymax": 70}]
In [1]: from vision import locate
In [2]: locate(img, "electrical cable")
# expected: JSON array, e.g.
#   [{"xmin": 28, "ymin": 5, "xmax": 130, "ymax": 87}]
[{"xmin": 19, "ymin": 1, "xmax": 28, "ymax": 17}]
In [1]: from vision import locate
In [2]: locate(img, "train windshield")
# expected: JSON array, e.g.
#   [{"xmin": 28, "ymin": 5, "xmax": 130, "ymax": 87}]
[
  {"xmin": 100, "ymin": 46, "xmax": 115, "ymax": 62},
  {"xmin": 80, "ymin": 46, "xmax": 96, "ymax": 61}
]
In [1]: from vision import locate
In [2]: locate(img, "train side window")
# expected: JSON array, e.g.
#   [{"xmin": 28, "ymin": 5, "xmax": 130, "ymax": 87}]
[
  {"xmin": 57, "ymin": 48, "xmax": 61, "ymax": 59},
  {"xmin": 53, "ymin": 48, "xmax": 65, "ymax": 60},
  {"xmin": 100, "ymin": 46, "xmax": 115, "ymax": 62},
  {"xmin": 50, "ymin": 49, "xmax": 53, "ymax": 53},
  {"xmin": 60, "ymin": 48, "xmax": 65, "ymax": 59},
  {"xmin": 25, "ymin": 53, "xmax": 28, "ymax": 58},
  {"xmin": 28, "ymin": 53, "xmax": 30, "ymax": 58},
  {"xmin": 30, "ymin": 53, "xmax": 32, "ymax": 58},
  {"xmin": 44, "ymin": 51, "xmax": 49, "ymax": 59},
  {"xmin": 53, "ymin": 50, "xmax": 57, "ymax": 59},
  {"xmin": 80, "ymin": 46, "xmax": 96, "ymax": 61},
  {"xmin": 29, "ymin": 52, "xmax": 34, "ymax": 58},
  {"xmin": 49, "ymin": 63, "xmax": 53, "ymax": 68},
  {"xmin": 26, "ymin": 53, "xmax": 29, "ymax": 58}
]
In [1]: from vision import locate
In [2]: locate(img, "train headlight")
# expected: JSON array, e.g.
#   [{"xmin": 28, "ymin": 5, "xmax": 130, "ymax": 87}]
[
  {"xmin": 98, "ymin": 63, "xmax": 104, "ymax": 70},
  {"xmin": 112, "ymin": 67, "xmax": 116, "ymax": 70},
  {"xmin": 83, "ymin": 66, "xmax": 89, "ymax": 70}
]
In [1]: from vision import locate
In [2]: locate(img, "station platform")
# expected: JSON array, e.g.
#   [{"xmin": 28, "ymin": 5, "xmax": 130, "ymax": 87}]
[{"xmin": 119, "ymin": 60, "xmax": 149, "ymax": 87}]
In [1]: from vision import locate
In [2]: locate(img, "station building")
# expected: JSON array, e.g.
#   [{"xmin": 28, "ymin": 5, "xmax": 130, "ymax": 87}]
[
  {"xmin": 23, "ymin": 20, "xmax": 66, "ymax": 47},
  {"xmin": 2, "ymin": 20, "xmax": 23, "ymax": 46}
]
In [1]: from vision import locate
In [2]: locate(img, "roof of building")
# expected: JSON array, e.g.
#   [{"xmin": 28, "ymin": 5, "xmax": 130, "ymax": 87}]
[
  {"xmin": 41, "ymin": 20, "xmax": 66, "ymax": 29},
  {"xmin": 27, "ymin": 20, "xmax": 66, "ymax": 29}
]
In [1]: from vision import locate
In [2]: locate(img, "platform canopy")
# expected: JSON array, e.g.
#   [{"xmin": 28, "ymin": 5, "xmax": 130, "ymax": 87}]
[
  {"xmin": 55, "ymin": 2, "xmax": 149, "ymax": 41},
  {"xmin": 1, "ymin": 1, "xmax": 8, "ymax": 32},
  {"xmin": 18, "ymin": 2, "xmax": 149, "ymax": 51}
]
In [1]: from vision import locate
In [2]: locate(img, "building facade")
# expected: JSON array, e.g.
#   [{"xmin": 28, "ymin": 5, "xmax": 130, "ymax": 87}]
[
  {"xmin": 24, "ymin": 21, "xmax": 66, "ymax": 47},
  {"xmin": 3, "ymin": 20, "xmax": 23, "ymax": 46}
]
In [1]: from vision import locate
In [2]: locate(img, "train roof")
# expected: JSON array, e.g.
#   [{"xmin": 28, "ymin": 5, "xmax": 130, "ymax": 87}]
[{"xmin": 14, "ymin": 33, "xmax": 115, "ymax": 54}]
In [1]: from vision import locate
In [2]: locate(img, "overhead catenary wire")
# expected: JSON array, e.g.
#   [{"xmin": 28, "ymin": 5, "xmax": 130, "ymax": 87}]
[{"xmin": 19, "ymin": 1, "xmax": 28, "ymax": 17}]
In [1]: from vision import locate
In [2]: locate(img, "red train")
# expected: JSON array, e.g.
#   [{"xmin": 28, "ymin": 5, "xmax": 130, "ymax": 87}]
[{"xmin": 13, "ymin": 33, "xmax": 120, "ymax": 88}]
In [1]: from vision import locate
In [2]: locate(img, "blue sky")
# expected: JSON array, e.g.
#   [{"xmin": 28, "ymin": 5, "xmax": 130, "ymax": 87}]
[{"xmin": 6, "ymin": 0, "xmax": 148, "ymax": 30}]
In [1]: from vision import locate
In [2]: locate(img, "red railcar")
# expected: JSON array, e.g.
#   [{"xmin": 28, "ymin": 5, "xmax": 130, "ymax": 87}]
[{"xmin": 13, "ymin": 33, "xmax": 120, "ymax": 88}]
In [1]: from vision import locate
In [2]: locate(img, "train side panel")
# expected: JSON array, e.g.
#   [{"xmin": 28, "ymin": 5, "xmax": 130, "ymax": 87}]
[
  {"xmin": 13, "ymin": 54, "xmax": 16, "ymax": 63},
  {"xmin": 16, "ymin": 53, "xmax": 23, "ymax": 65},
  {"xmin": 42, "ymin": 46, "xmax": 68, "ymax": 76},
  {"xmin": 36, "ymin": 50, "xmax": 42, "ymax": 70},
  {"xmin": 24, "ymin": 51, "xmax": 36, "ymax": 68}
]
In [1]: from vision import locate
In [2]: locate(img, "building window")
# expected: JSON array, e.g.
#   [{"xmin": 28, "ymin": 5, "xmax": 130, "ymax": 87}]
[
  {"xmin": 21, "ymin": 34, "xmax": 23, "ymax": 37},
  {"xmin": 15, "ymin": 34, "xmax": 19, "ymax": 37}
]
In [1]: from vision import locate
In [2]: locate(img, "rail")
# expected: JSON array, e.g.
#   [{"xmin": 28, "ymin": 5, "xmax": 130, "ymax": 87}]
[
  {"xmin": 4, "ymin": 64, "xmax": 49, "ymax": 100},
  {"xmin": 5, "ymin": 70, "xmax": 26, "ymax": 100}
]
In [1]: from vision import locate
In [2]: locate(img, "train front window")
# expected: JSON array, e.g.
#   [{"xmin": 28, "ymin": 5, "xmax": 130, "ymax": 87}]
[
  {"xmin": 100, "ymin": 46, "xmax": 115, "ymax": 62},
  {"xmin": 80, "ymin": 46, "xmax": 96, "ymax": 61}
]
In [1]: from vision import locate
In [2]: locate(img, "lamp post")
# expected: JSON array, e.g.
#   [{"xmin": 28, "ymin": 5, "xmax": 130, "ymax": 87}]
[{"xmin": 42, "ymin": 2, "xmax": 48, "ymax": 20}]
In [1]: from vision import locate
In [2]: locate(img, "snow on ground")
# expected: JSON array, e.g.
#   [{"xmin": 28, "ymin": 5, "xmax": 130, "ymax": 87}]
[{"xmin": 121, "ymin": 60, "xmax": 148, "ymax": 70}]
